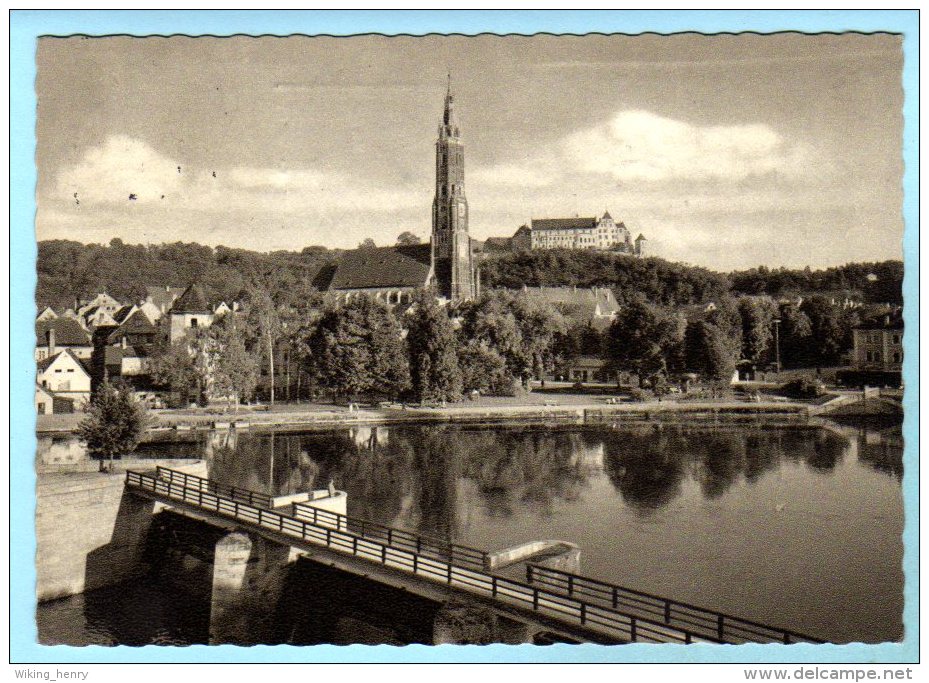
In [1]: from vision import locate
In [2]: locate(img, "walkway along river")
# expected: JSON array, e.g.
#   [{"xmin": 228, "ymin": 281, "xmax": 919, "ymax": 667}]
[{"xmin": 37, "ymin": 419, "xmax": 903, "ymax": 645}]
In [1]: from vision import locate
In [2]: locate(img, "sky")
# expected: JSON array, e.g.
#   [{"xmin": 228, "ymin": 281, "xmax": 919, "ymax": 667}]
[{"xmin": 35, "ymin": 33, "xmax": 904, "ymax": 271}]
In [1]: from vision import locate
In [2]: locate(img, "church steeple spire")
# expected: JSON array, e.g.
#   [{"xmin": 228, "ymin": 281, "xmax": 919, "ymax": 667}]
[
  {"xmin": 431, "ymin": 78, "xmax": 473, "ymax": 301},
  {"xmin": 442, "ymin": 74, "xmax": 459, "ymax": 133}
]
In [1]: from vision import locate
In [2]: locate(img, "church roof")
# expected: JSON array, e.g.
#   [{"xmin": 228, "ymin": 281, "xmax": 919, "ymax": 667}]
[
  {"xmin": 326, "ymin": 244, "xmax": 433, "ymax": 291},
  {"xmin": 531, "ymin": 217, "xmax": 598, "ymax": 232},
  {"xmin": 170, "ymin": 284, "xmax": 211, "ymax": 314},
  {"xmin": 602, "ymin": 210, "xmax": 613, "ymax": 220}
]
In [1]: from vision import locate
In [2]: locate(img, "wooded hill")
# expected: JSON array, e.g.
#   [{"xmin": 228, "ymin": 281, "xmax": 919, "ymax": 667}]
[{"xmin": 35, "ymin": 238, "xmax": 903, "ymax": 311}]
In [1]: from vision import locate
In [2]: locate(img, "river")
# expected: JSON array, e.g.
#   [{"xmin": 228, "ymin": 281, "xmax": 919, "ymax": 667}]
[{"xmin": 37, "ymin": 419, "xmax": 904, "ymax": 645}]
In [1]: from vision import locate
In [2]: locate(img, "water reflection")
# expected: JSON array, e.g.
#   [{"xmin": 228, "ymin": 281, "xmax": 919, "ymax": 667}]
[
  {"xmin": 195, "ymin": 422, "xmax": 889, "ymax": 536},
  {"xmin": 41, "ymin": 420, "xmax": 905, "ymax": 644}
]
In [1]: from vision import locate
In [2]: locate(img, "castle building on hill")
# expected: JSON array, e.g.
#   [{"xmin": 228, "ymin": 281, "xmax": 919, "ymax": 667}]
[
  {"xmin": 511, "ymin": 212, "xmax": 646, "ymax": 255},
  {"xmin": 323, "ymin": 81, "xmax": 479, "ymax": 304}
]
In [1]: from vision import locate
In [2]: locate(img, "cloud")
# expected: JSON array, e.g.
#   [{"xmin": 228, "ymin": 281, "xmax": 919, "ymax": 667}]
[
  {"xmin": 56, "ymin": 135, "xmax": 184, "ymax": 204},
  {"xmin": 563, "ymin": 110, "xmax": 811, "ymax": 182},
  {"xmin": 49, "ymin": 135, "xmax": 423, "ymax": 217}
]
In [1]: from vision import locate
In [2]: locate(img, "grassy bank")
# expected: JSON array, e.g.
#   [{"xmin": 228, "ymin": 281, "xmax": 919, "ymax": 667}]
[{"xmin": 37, "ymin": 391, "xmax": 818, "ymax": 435}]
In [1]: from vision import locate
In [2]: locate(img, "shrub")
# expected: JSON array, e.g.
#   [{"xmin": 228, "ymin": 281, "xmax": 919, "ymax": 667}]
[
  {"xmin": 781, "ymin": 378, "xmax": 826, "ymax": 399},
  {"xmin": 628, "ymin": 388, "xmax": 650, "ymax": 403}
]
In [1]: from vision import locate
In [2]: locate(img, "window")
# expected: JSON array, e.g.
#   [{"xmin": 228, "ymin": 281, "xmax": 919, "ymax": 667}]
[
  {"xmin": 893, "ymin": 334, "xmax": 901, "ymax": 344},
  {"xmin": 67, "ymin": 368, "xmax": 74, "ymax": 373},
  {"xmin": 54, "ymin": 369, "xmax": 61, "ymax": 373},
  {"xmin": 892, "ymin": 352, "xmax": 901, "ymax": 363},
  {"xmin": 190, "ymin": 318, "xmax": 198, "ymax": 328}
]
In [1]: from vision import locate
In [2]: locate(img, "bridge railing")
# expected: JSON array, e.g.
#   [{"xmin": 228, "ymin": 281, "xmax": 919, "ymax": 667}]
[
  {"xmin": 526, "ymin": 565, "xmax": 824, "ymax": 645},
  {"xmin": 290, "ymin": 501, "xmax": 488, "ymax": 571},
  {"xmin": 153, "ymin": 467, "xmax": 488, "ymax": 570},
  {"xmin": 127, "ymin": 469, "xmax": 723, "ymax": 645},
  {"xmin": 155, "ymin": 466, "xmax": 273, "ymax": 509}
]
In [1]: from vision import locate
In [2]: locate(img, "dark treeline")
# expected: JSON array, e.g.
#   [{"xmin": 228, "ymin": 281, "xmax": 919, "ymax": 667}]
[
  {"xmin": 37, "ymin": 239, "xmax": 902, "ymax": 311},
  {"xmin": 36, "ymin": 239, "xmax": 341, "ymax": 311},
  {"xmin": 480, "ymin": 250, "xmax": 903, "ymax": 306}
]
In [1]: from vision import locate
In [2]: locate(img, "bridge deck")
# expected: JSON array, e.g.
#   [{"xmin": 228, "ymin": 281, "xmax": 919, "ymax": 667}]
[{"xmin": 128, "ymin": 468, "xmax": 822, "ymax": 645}]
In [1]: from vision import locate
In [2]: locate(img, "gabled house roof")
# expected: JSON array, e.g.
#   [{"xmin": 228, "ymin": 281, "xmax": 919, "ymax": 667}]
[
  {"xmin": 855, "ymin": 309, "xmax": 904, "ymax": 330},
  {"xmin": 36, "ymin": 317, "xmax": 92, "ymax": 347},
  {"xmin": 113, "ymin": 304, "xmax": 138, "ymax": 324},
  {"xmin": 36, "ymin": 348, "xmax": 91, "ymax": 376},
  {"xmin": 170, "ymin": 284, "xmax": 212, "ymax": 314},
  {"xmin": 514, "ymin": 286, "xmax": 620, "ymax": 316},
  {"xmin": 146, "ymin": 285, "xmax": 187, "ymax": 312},
  {"xmin": 36, "ymin": 306, "xmax": 58, "ymax": 322},
  {"xmin": 106, "ymin": 309, "xmax": 159, "ymax": 344},
  {"xmin": 326, "ymin": 244, "xmax": 433, "ymax": 291}
]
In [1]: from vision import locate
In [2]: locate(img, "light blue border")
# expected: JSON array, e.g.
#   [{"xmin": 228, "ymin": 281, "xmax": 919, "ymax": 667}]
[{"xmin": 10, "ymin": 10, "xmax": 918, "ymax": 664}]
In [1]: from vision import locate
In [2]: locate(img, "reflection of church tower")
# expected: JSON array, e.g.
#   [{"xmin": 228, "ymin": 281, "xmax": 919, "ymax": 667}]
[{"xmin": 432, "ymin": 78, "xmax": 476, "ymax": 301}]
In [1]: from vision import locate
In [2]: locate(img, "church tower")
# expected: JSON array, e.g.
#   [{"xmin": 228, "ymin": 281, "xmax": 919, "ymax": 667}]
[{"xmin": 432, "ymin": 78, "xmax": 475, "ymax": 301}]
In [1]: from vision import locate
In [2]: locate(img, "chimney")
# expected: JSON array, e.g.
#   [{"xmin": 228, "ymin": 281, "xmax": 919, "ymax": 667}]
[
  {"xmin": 121, "ymin": 335, "xmax": 127, "ymax": 349},
  {"xmin": 46, "ymin": 328, "xmax": 56, "ymax": 356}
]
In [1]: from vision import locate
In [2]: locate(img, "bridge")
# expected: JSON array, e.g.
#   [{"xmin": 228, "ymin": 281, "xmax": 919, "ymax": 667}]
[{"xmin": 126, "ymin": 467, "xmax": 824, "ymax": 646}]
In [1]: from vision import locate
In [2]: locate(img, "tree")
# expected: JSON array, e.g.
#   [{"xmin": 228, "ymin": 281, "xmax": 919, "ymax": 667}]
[
  {"xmin": 458, "ymin": 291, "xmax": 565, "ymax": 386},
  {"xmin": 778, "ymin": 302, "xmax": 813, "ymax": 368},
  {"xmin": 358, "ymin": 238, "xmax": 378, "ymax": 250},
  {"xmin": 148, "ymin": 340, "xmax": 206, "ymax": 407},
  {"xmin": 458, "ymin": 340, "xmax": 514, "ymax": 396},
  {"xmin": 800, "ymin": 295, "xmax": 846, "ymax": 366},
  {"xmin": 211, "ymin": 317, "xmax": 259, "ymax": 411},
  {"xmin": 405, "ymin": 292, "xmax": 463, "ymax": 403},
  {"xmin": 396, "ymin": 231, "xmax": 422, "ymax": 246},
  {"xmin": 245, "ymin": 285, "xmax": 280, "ymax": 405},
  {"xmin": 684, "ymin": 321, "xmax": 737, "ymax": 384},
  {"xmin": 364, "ymin": 297, "xmax": 411, "ymax": 399},
  {"xmin": 307, "ymin": 297, "xmax": 410, "ymax": 401},
  {"xmin": 605, "ymin": 298, "xmax": 686, "ymax": 386},
  {"xmin": 738, "ymin": 296, "xmax": 779, "ymax": 365},
  {"xmin": 77, "ymin": 381, "xmax": 149, "ymax": 470}
]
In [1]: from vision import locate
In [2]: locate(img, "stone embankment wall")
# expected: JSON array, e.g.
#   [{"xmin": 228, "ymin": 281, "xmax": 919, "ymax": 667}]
[{"xmin": 35, "ymin": 459, "xmax": 207, "ymax": 602}]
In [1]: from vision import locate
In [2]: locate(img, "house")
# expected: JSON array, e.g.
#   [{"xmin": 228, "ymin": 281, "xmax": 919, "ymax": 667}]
[
  {"xmin": 77, "ymin": 292, "xmax": 122, "ymax": 317},
  {"xmin": 851, "ymin": 310, "xmax": 903, "ymax": 372},
  {"xmin": 35, "ymin": 384, "xmax": 74, "ymax": 415},
  {"xmin": 36, "ymin": 349, "xmax": 91, "ymax": 408},
  {"xmin": 36, "ymin": 306, "xmax": 58, "ymax": 323},
  {"xmin": 107, "ymin": 309, "xmax": 159, "ymax": 351},
  {"xmin": 82, "ymin": 305, "xmax": 119, "ymax": 329},
  {"xmin": 511, "ymin": 285, "xmax": 620, "ymax": 330},
  {"xmin": 145, "ymin": 285, "xmax": 187, "ymax": 316},
  {"xmin": 112, "ymin": 304, "xmax": 139, "ymax": 325},
  {"xmin": 35, "ymin": 317, "xmax": 93, "ymax": 361},
  {"xmin": 680, "ymin": 302, "xmax": 718, "ymax": 324},
  {"xmin": 511, "ymin": 212, "xmax": 644, "ymax": 254},
  {"xmin": 136, "ymin": 299, "xmax": 164, "ymax": 324},
  {"xmin": 168, "ymin": 284, "xmax": 215, "ymax": 343},
  {"xmin": 555, "ymin": 355, "xmax": 617, "ymax": 384}
]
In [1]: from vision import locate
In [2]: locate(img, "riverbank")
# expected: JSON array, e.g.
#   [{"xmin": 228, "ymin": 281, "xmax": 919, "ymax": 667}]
[{"xmin": 38, "ymin": 393, "xmax": 825, "ymax": 435}]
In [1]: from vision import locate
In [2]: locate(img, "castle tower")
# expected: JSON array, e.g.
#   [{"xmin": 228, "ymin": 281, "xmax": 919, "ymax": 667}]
[{"xmin": 432, "ymin": 78, "xmax": 475, "ymax": 301}]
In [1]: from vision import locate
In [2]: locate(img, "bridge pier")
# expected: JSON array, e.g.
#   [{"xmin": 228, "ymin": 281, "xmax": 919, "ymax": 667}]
[{"xmin": 209, "ymin": 531, "xmax": 299, "ymax": 645}]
